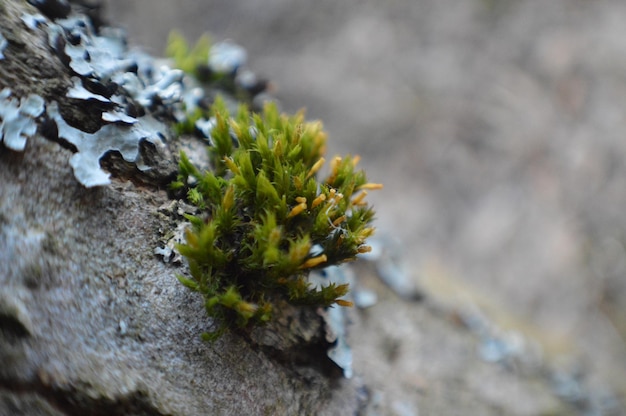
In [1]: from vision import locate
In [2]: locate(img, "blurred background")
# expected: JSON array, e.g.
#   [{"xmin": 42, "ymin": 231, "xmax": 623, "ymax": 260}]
[{"xmin": 103, "ymin": 0, "xmax": 626, "ymax": 412}]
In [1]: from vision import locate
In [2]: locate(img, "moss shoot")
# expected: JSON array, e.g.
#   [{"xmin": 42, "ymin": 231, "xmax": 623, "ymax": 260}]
[
  {"xmin": 172, "ymin": 97, "xmax": 381, "ymax": 340},
  {"xmin": 165, "ymin": 30, "xmax": 211, "ymax": 80}
]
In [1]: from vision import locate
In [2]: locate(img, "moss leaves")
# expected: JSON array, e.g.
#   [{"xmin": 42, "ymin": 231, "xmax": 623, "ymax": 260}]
[{"xmin": 173, "ymin": 97, "xmax": 381, "ymax": 338}]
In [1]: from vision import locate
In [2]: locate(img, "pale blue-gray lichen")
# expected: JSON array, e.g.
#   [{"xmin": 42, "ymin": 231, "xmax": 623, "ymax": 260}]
[
  {"xmin": 47, "ymin": 102, "xmax": 165, "ymax": 187},
  {"xmin": 309, "ymin": 265, "xmax": 359, "ymax": 378},
  {"xmin": 49, "ymin": 15, "xmax": 134, "ymax": 79},
  {"xmin": 15, "ymin": 0, "xmax": 272, "ymax": 190},
  {"xmin": 27, "ymin": 0, "xmax": 70, "ymax": 20},
  {"xmin": 208, "ymin": 40, "xmax": 247, "ymax": 74},
  {"xmin": 20, "ymin": 13, "xmax": 47, "ymax": 30},
  {"xmin": 0, "ymin": 32, "xmax": 7, "ymax": 60},
  {"xmin": 0, "ymin": 89, "xmax": 45, "ymax": 152},
  {"xmin": 66, "ymin": 77, "xmax": 111, "ymax": 103},
  {"xmin": 15, "ymin": 8, "xmax": 183, "ymax": 186}
]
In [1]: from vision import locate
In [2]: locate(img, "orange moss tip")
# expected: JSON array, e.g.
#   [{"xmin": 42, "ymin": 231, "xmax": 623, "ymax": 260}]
[
  {"xmin": 357, "ymin": 183, "xmax": 383, "ymax": 191},
  {"xmin": 335, "ymin": 299, "xmax": 354, "ymax": 307},
  {"xmin": 311, "ymin": 193, "xmax": 326, "ymax": 209},
  {"xmin": 330, "ymin": 156, "xmax": 342, "ymax": 168},
  {"xmin": 306, "ymin": 157, "xmax": 325, "ymax": 179},
  {"xmin": 351, "ymin": 155, "xmax": 361, "ymax": 167},
  {"xmin": 332, "ymin": 215, "xmax": 347, "ymax": 227},
  {"xmin": 300, "ymin": 254, "xmax": 327, "ymax": 269},
  {"xmin": 351, "ymin": 190, "xmax": 368, "ymax": 206},
  {"xmin": 287, "ymin": 202, "xmax": 307, "ymax": 218},
  {"xmin": 328, "ymin": 188, "xmax": 343, "ymax": 202},
  {"xmin": 357, "ymin": 245, "xmax": 372, "ymax": 254},
  {"xmin": 295, "ymin": 196, "xmax": 307, "ymax": 204},
  {"xmin": 327, "ymin": 156, "xmax": 342, "ymax": 184}
]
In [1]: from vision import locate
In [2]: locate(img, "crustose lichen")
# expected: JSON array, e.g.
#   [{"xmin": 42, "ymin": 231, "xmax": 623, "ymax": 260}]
[{"xmin": 172, "ymin": 97, "xmax": 382, "ymax": 339}]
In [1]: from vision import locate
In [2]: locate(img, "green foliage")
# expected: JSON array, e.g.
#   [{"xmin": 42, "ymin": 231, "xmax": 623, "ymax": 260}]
[
  {"xmin": 174, "ymin": 96, "xmax": 381, "ymax": 338},
  {"xmin": 165, "ymin": 30, "xmax": 211, "ymax": 80},
  {"xmin": 173, "ymin": 107, "xmax": 204, "ymax": 136}
]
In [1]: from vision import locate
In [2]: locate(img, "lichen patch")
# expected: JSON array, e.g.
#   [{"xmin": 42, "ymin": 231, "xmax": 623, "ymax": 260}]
[{"xmin": 0, "ymin": 88, "xmax": 45, "ymax": 151}]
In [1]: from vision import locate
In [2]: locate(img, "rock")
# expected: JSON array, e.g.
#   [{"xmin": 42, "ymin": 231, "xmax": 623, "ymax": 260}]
[{"xmin": 0, "ymin": 288, "xmax": 35, "ymax": 338}]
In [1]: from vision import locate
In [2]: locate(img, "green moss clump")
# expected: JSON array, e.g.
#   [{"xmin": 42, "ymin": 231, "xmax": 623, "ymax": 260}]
[
  {"xmin": 165, "ymin": 30, "xmax": 211, "ymax": 79},
  {"xmin": 172, "ymin": 97, "xmax": 381, "ymax": 339}
]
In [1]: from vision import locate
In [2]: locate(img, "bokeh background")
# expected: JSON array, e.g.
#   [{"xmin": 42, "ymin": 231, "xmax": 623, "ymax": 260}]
[{"xmin": 103, "ymin": 0, "xmax": 626, "ymax": 412}]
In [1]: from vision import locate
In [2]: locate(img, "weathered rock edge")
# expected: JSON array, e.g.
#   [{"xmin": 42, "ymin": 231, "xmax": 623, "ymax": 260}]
[{"xmin": 0, "ymin": 0, "xmax": 362, "ymax": 414}]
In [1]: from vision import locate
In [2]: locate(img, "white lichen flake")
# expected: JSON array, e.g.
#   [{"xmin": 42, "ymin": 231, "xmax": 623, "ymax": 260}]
[
  {"xmin": 0, "ymin": 89, "xmax": 45, "ymax": 152},
  {"xmin": 0, "ymin": 32, "xmax": 7, "ymax": 60},
  {"xmin": 208, "ymin": 41, "xmax": 247, "ymax": 74},
  {"xmin": 47, "ymin": 102, "xmax": 164, "ymax": 187},
  {"xmin": 66, "ymin": 77, "xmax": 111, "ymax": 103},
  {"xmin": 14, "ymin": 5, "xmax": 186, "ymax": 187},
  {"xmin": 21, "ymin": 13, "xmax": 47, "ymax": 30}
]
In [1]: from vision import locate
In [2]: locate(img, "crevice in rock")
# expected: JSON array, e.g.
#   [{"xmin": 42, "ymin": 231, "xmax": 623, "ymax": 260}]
[{"xmin": 0, "ymin": 381, "xmax": 168, "ymax": 416}]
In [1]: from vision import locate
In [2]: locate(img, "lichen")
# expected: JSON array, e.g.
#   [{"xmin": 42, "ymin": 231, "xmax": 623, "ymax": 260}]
[
  {"xmin": 49, "ymin": 15, "xmax": 134, "ymax": 80},
  {"xmin": 172, "ymin": 96, "xmax": 381, "ymax": 339},
  {"xmin": 46, "ymin": 102, "xmax": 165, "ymax": 187},
  {"xmin": 0, "ymin": 32, "xmax": 7, "ymax": 60},
  {"xmin": 208, "ymin": 41, "xmax": 247, "ymax": 74},
  {"xmin": 309, "ymin": 265, "xmax": 355, "ymax": 378},
  {"xmin": 21, "ymin": 8, "xmax": 181, "ymax": 186},
  {"xmin": 165, "ymin": 32, "xmax": 270, "ymax": 116},
  {"xmin": 20, "ymin": 13, "xmax": 47, "ymax": 30},
  {"xmin": 27, "ymin": 0, "xmax": 70, "ymax": 20},
  {"xmin": 0, "ymin": 89, "xmax": 45, "ymax": 151}
]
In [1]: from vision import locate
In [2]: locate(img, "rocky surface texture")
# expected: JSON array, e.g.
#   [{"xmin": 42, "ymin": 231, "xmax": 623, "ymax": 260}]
[{"xmin": 1, "ymin": 0, "xmax": 625, "ymax": 415}]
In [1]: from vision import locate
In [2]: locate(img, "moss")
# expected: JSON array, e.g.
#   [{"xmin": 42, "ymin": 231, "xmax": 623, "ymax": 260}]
[
  {"xmin": 165, "ymin": 31, "xmax": 268, "ymax": 115},
  {"xmin": 173, "ymin": 96, "xmax": 381, "ymax": 339},
  {"xmin": 165, "ymin": 30, "xmax": 211, "ymax": 81}
]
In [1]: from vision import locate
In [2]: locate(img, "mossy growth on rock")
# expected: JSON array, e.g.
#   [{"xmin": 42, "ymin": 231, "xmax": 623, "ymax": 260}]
[
  {"xmin": 165, "ymin": 30, "xmax": 212, "ymax": 80},
  {"xmin": 171, "ymin": 96, "xmax": 381, "ymax": 339}
]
